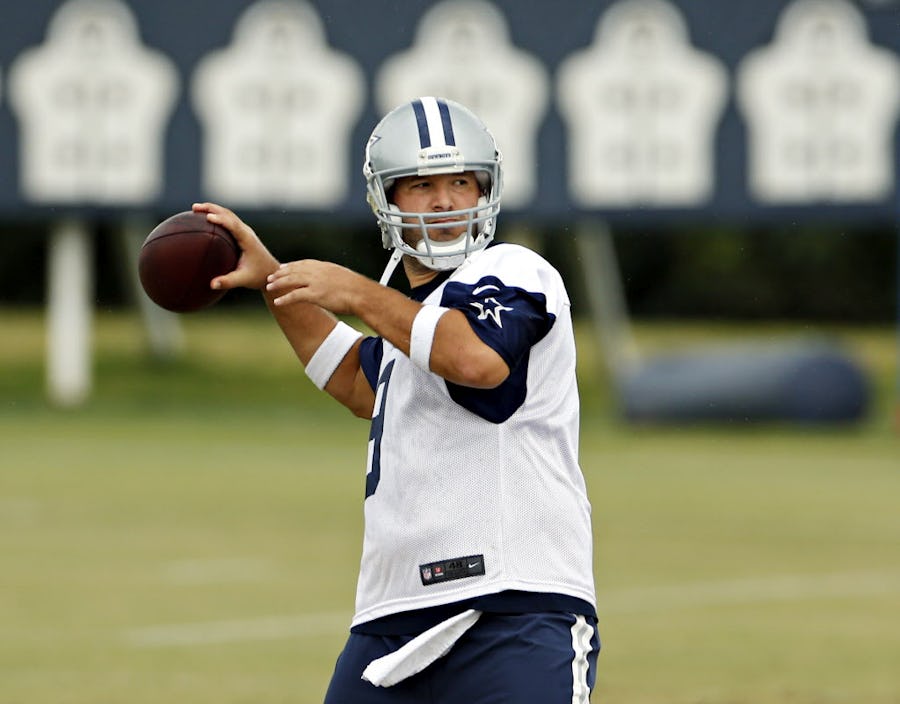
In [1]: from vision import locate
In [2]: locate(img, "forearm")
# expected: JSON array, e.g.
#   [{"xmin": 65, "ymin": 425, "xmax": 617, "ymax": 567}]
[
  {"xmin": 264, "ymin": 289, "xmax": 374, "ymax": 416},
  {"xmin": 349, "ymin": 281, "xmax": 508, "ymax": 389},
  {"xmin": 347, "ymin": 279, "xmax": 418, "ymax": 356},
  {"xmin": 265, "ymin": 259, "xmax": 509, "ymax": 389},
  {"xmin": 264, "ymin": 288, "xmax": 339, "ymax": 365}
]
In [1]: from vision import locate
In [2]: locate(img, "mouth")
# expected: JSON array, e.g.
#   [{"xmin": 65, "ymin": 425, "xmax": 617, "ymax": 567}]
[{"xmin": 425, "ymin": 216, "xmax": 463, "ymax": 226}]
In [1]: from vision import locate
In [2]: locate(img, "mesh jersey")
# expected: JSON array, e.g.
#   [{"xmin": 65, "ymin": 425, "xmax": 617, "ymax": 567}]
[{"xmin": 352, "ymin": 242, "xmax": 595, "ymax": 628}]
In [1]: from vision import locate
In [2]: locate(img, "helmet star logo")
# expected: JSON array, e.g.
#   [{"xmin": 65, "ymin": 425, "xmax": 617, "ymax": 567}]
[{"xmin": 470, "ymin": 297, "xmax": 513, "ymax": 327}]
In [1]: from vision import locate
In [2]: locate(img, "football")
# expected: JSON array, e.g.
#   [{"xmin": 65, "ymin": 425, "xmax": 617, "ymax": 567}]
[{"xmin": 138, "ymin": 211, "xmax": 240, "ymax": 313}]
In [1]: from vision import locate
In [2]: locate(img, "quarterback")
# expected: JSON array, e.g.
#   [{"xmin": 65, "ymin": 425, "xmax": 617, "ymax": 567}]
[{"xmin": 194, "ymin": 97, "xmax": 600, "ymax": 702}]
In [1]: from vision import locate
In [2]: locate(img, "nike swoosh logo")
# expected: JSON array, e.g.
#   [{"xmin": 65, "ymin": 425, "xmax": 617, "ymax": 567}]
[{"xmin": 473, "ymin": 285, "xmax": 499, "ymax": 295}]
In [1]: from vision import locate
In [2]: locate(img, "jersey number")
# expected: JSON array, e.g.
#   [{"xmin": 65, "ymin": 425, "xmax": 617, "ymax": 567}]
[{"xmin": 365, "ymin": 359, "xmax": 394, "ymax": 498}]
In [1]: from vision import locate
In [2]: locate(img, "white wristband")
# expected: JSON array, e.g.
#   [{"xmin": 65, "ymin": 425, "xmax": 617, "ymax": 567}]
[
  {"xmin": 409, "ymin": 305, "xmax": 450, "ymax": 371},
  {"xmin": 305, "ymin": 321, "xmax": 363, "ymax": 390}
]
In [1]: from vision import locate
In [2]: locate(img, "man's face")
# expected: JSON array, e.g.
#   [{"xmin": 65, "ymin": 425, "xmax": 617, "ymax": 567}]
[{"xmin": 391, "ymin": 171, "xmax": 481, "ymax": 244}]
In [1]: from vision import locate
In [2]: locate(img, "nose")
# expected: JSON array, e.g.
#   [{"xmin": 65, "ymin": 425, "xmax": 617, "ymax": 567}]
[{"xmin": 430, "ymin": 182, "xmax": 453, "ymax": 210}]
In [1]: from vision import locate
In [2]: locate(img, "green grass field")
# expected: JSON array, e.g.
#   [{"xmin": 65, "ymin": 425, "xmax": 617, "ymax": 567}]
[{"xmin": 1, "ymin": 308, "xmax": 898, "ymax": 703}]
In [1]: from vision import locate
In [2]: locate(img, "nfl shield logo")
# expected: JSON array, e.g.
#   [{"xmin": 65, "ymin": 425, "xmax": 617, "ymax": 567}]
[{"xmin": 422, "ymin": 567, "xmax": 432, "ymax": 581}]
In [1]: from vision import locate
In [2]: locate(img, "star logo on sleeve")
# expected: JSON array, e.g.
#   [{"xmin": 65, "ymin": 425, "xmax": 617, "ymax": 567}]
[{"xmin": 470, "ymin": 297, "xmax": 514, "ymax": 327}]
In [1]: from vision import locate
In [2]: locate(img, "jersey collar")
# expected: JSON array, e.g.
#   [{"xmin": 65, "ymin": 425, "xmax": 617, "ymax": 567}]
[{"xmin": 410, "ymin": 269, "xmax": 453, "ymax": 302}]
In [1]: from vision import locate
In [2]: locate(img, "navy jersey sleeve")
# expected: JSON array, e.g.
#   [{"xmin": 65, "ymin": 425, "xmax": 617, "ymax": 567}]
[
  {"xmin": 440, "ymin": 275, "xmax": 555, "ymax": 369},
  {"xmin": 439, "ymin": 275, "xmax": 556, "ymax": 423},
  {"xmin": 357, "ymin": 336, "xmax": 383, "ymax": 391}
]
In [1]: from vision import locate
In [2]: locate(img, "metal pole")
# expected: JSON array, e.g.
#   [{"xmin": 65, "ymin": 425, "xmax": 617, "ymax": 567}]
[
  {"xmin": 46, "ymin": 219, "xmax": 93, "ymax": 407},
  {"xmin": 120, "ymin": 217, "xmax": 184, "ymax": 359},
  {"xmin": 573, "ymin": 219, "xmax": 641, "ymax": 389}
]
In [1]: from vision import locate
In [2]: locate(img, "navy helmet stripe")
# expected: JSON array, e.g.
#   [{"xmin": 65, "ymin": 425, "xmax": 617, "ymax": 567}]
[
  {"xmin": 437, "ymin": 99, "xmax": 456, "ymax": 146},
  {"xmin": 411, "ymin": 99, "xmax": 431, "ymax": 149}
]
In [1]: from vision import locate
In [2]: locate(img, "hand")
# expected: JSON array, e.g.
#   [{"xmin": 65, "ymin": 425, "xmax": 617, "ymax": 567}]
[
  {"xmin": 266, "ymin": 260, "xmax": 370, "ymax": 315},
  {"xmin": 192, "ymin": 202, "xmax": 280, "ymax": 290}
]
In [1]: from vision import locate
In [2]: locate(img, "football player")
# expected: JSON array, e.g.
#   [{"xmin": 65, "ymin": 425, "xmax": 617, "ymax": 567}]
[{"xmin": 194, "ymin": 96, "xmax": 600, "ymax": 703}]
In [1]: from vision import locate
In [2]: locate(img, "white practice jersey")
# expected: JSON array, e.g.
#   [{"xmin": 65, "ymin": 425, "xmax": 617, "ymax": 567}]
[{"xmin": 353, "ymin": 242, "xmax": 595, "ymax": 628}]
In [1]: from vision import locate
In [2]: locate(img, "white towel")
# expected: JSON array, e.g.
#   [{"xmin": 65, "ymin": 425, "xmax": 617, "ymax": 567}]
[{"xmin": 361, "ymin": 609, "xmax": 483, "ymax": 687}]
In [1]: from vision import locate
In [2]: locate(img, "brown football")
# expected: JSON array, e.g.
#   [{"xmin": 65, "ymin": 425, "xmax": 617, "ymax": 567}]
[{"xmin": 138, "ymin": 211, "xmax": 240, "ymax": 313}]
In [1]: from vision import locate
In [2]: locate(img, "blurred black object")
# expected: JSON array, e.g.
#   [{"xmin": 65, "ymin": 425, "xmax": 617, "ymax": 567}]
[{"xmin": 620, "ymin": 340, "xmax": 870, "ymax": 424}]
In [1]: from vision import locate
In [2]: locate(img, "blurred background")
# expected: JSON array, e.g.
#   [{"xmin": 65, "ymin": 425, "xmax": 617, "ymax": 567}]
[{"xmin": 1, "ymin": 1, "xmax": 898, "ymax": 703}]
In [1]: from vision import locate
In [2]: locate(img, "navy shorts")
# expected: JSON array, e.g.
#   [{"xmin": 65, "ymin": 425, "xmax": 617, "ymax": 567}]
[{"xmin": 323, "ymin": 611, "xmax": 601, "ymax": 703}]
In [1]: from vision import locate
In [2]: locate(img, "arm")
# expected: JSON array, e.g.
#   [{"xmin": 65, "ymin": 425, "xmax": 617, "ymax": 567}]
[
  {"xmin": 192, "ymin": 202, "xmax": 375, "ymax": 417},
  {"xmin": 267, "ymin": 261, "xmax": 510, "ymax": 389}
]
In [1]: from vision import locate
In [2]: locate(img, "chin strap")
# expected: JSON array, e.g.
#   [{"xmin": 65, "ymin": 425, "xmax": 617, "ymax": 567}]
[{"xmin": 378, "ymin": 248, "xmax": 404, "ymax": 286}]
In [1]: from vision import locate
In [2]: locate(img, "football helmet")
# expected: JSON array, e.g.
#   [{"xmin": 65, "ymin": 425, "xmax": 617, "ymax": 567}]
[{"xmin": 364, "ymin": 97, "xmax": 503, "ymax": 273}]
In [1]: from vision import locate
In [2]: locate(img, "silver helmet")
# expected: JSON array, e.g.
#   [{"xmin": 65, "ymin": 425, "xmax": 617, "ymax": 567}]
[{"xmin": 363, "ymin": 97, "xmax": 503, "ymax": 272}]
